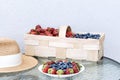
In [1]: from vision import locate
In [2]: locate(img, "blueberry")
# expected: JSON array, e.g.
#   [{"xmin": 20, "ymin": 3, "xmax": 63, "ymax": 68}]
[
  {"xmin": 61, "ymin": 66, "xmax": 64, "ymax": 70},
  {"xmin": 90, "ymin": 34, "xmax": 94, "ymax": 38},
  {"xmin": 52, "ymin": 66, "xmax": 56, "ymax": 69},
  {"xmin": 67, "ymin": 65, "xmax": 69, "ymax": 68},
  {"xmin": 68, "ymin": 64, "xmax": 73, "ymax": 68},
  {"xmin": 86, "ymin": 33, "xmax": 91, "ymax": 38},
  {"xmin": 69, "ymin": 65, "xmax": 73, "ymax": 68},
  {"xmin": 51, "ymin": 64, "xmax": 56, "ymax": 67},
  {"xmin": 96, "ymin": 34, "xmax": 100, "ymax": 39},
  {"xmin": 82, "ymin": 34, "xmax": 88, "ymax": 39},
  {"xmin": 59, "ymin": 62, "xmax": 63, "ymax": 65},
  {"xmin": 81, "ymin": 34, "xmax": 86, "ymax": 39},
  {"xmin": 56, "ymin": 66, "xmax": 60, "ymax": 70},
  {"xmin": 92, "ymin": 34, "xmax": 100, "ymax": 39},
  {"xmin": 75, "ymin": 33, "xmax": 79, "ymax": 38},
  {"xmin": 67, "ymin": 61, "xmax": 71, "ymax": 65},
  {"xmin": 78, "ymin": 35, "xmax": 83, "ymax": 38},
  {"xmin": 62, "ymin": 64, "xmax": 67, "ymax": 69}
]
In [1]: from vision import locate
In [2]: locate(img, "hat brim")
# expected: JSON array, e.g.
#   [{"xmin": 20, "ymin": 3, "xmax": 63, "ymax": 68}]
[{"xmin": 0, "ymin": 55, "xmax": 38, "ymax": 73}]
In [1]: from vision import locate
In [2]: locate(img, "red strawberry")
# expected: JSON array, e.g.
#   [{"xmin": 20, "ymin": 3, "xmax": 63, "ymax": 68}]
[
  {"xmin": 66, "ymin": 31, "xmax": 73, "ymax": 37},
  {"xmin": 35, "ymin": 25, "xmax": 41, "ymax": 29},
  {"xmin": 30, "ymin": 29, "xmax": 36, "ymax": 32},
  {"xmin": 50, "ymin": 28, "xmax": 55, "ymax": 33},
  {"xmin": 40, "ymin": 29, "xmax": 45, "ymax": 33},
  {"xmin": 40, "ymin": 33, "xmax": 45, "ymax": 35},
  {"xmin": 66, "ymin": 33, "xmax": 70, "ymax": 37},
  {"xmin": 68, "ymin": 31, "xmax": 73, "ymax": 35},
  {"xmin": 30, "ymin": 31, "xmax": 37, "ymax": 35},
  {"xmin": 73, "ymin": 65, "xmax": 79, "ymax": 73},
  {"xmin": 45, "ymin": 31, "xmax": 53, "ymax": 36},
  {"xmin": 65, "ymin": 68, "xmax": 74, "ymax": 74},
  {"xmin": 53, "ymin": 30, "xmax": 58, "ymax": 36},
  {"xmin": 47, "ymin": 33, "xmax": 53, "ymax": 36},
  {"xmin": 36, "ymin": 28, "xmax": 41, "ymax": 32},
  {"xmin": 42, "ymin": 64, "xmax": 50, "ymax": 73},
  {"xmin": 46, "ymin": 27, "xmax": 51, "ymax": 31},
  {"xmin": 45, "ymin": 31, "xmax": 49, "ymax": 35},
  {"xmin": 45, "ymin": 61, "xmax": 55, "ymax": 65},
  {"xmin": 72, "ymin": 62, "xmax": 80, "ymax": 68},
  {"xmin": 48, "ymin": 68, "xmax": 56, "ymax": 74},
  {"xmin": 72, "ymin": 62, "xmax": 76, "ymax": 66}
]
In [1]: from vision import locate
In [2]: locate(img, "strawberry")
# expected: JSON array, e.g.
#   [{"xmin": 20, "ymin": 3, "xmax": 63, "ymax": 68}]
[
  {"xmin": 36, "ymin": 28, "xmax": 41, "ymax": 32},
  {"xmin": 30, "ymin": 31, "xmax": 37, "ymax": 35},
  {"xmin": 40, "ymin": 33, "xmax": 45, "ymax": 35},
  {"xmin": 66, "ymin": 33, "xmax": 70, "ymax": 37},
  {"xmin": 42, "ymin": 64, "xmax": 50, "ymax": 73},
  {"xmin": 45, "ymin": 31, "xmax": 49, "ymax": 35},
  {"xmin": 65, "ymin": 68, "xmax": 74, "ymax": 74},
  {"xmin": 50, "ymin": 28, "xmax": 55, "ymax": 33},
  {"xmin": 67, "ymin": 31, "xmax": 73, "ymax": 35},
  {"xmin": 48, "ymin": 68, "xmax": 56, "ymax": 74},
  {"xmin": 73, "ymin": 65, "xmax": 79, "ymax": 73},
  {"xmin": 45, "ymin": 31, "xmax": 53, "ymax": 36},
  {"xmin": 47, "ymin": 33, "xmax": 53, "ymax": 36},
  {"xmin": 72, "ymin": 61, "xmax": 77, "ymax": 66},
  {"xmin": 45, "ymin": 61, "xmax": 55, "ymax": 65},
  {"xmin": 46, "ymin": 27, "xmax": 51, "ymax": 31},
  {"xmin": 35, "ymin": 25, "xmax": 41, "ymax": 29},
  {"xmin": 66, "ymin": 31, "xmax": 73, "ymax": 37},
  {"xmin": 53, "ymin": 30, "xmax": 58, "ymax": 36},
  {"xmin": 30, "ymin": 29, "xmax": 36, "ymax": 32}
]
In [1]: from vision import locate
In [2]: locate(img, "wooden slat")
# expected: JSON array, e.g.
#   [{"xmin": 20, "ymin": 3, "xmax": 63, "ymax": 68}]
[
  {"xmin": 24, "ymin": 40, "xmax": 39, "ymax": 45},
  {"xmin": 25, "ymin": 45, "xmax": 35, "ymax": 56},
  {"xmin": 39, "ymin": 40, "xmax": 49, "ymax": 46},
  {"xmin": 86, "ymin": 50, "xmax": 99, "ymax": 61},
  {"xmin": 83, "ymin": 44, "xmax": 100, "ymax": 50},
  {"xmin": 66, "ymin": 49, "xmax": 87, "ymax": 59},
  {"xmin": 49, "ymin": 41, "xmax": 74, "ymax": 48},
  {"xmin": 35, "ymin": 46, "xmax": 56, "ymax": 57},
  {"xmin": 56, "ymin": 48, "xmax": 66, "ymax": 59}
]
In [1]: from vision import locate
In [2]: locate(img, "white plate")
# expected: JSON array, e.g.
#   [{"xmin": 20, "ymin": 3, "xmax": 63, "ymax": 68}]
[{"xmin": 38, "ymin": 64, "xmax": 85, "ymax": 78}]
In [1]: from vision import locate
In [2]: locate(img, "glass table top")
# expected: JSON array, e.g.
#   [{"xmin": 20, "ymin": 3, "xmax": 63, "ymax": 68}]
[{"xmin": 0, "ymin": 57, "xmax": 120, "ymax": 80}]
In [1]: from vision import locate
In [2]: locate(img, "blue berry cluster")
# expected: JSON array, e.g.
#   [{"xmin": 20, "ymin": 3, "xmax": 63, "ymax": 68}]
[
  {"xmin": 50, "ymin": 61, "xmax": 73, "ymax": 71},
  {"xmin": 74, "ymin": 33, "xmax": 100, "ymax": 39}
]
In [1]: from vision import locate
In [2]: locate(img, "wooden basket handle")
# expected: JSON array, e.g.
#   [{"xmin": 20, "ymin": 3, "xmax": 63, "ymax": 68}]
[{"xmin": 58, "ymin": 25, "xmax": 72, "ymax": 38}]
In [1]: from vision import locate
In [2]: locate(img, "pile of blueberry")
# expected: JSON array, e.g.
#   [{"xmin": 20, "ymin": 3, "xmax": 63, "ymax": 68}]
[
  {"xmin": 74, "ymin": 33, "xmax": 100, "ymax": 39},
  {"xmin": 50, "ymin": 61, "xmax": 73, "ymax": 70}
]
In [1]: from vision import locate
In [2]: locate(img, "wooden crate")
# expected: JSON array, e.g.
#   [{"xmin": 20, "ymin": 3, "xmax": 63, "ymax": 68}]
[{"xmin": 24, "ymin": 26, "xmax": 105, "ymax": 61}]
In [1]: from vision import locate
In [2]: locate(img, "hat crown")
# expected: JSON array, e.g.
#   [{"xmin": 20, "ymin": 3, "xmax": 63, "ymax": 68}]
[{"xmin": 0, "ymin": 38, "xmax": 20, "ymax": 56}]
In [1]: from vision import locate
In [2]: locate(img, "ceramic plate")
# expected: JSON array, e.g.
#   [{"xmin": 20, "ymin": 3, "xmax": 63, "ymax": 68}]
[{"xmin": 38, "ymin": 64, "xmax": 85, "ymax": 78}]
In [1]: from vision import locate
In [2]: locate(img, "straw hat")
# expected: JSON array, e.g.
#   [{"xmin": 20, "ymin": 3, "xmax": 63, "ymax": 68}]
[{"xmin": 0, "ymin": 38, "xmax": 38, "ymax": 73}]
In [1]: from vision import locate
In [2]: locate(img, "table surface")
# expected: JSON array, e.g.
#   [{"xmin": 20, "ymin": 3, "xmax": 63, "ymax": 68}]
[{"xmin": 0, "ymin": 57, "xmax": 120, "ymax": 80}]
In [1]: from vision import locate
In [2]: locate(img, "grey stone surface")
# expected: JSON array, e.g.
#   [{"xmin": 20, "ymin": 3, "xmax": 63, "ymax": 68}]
[{"xmin": 0, "ymin": 57, "xmax": 120, "ymax": 80}]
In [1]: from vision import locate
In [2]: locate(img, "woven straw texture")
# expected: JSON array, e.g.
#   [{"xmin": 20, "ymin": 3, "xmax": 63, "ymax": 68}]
[{"xmin": 0, "ymin": 38, "xmax": 20, "ymax": 56}]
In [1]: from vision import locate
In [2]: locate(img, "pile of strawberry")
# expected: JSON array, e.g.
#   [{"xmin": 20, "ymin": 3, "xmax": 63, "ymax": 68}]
[
  {"xmin": 42, "ymin": 60, "xmax": 81, "ymax": 75},
  {"xmin": 28, "ymin": 25, "xmax": 74, "ymax": 37},
  {"xmin": 29, "ymin": 25, "xmax": 59, "ymax": 36}
]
